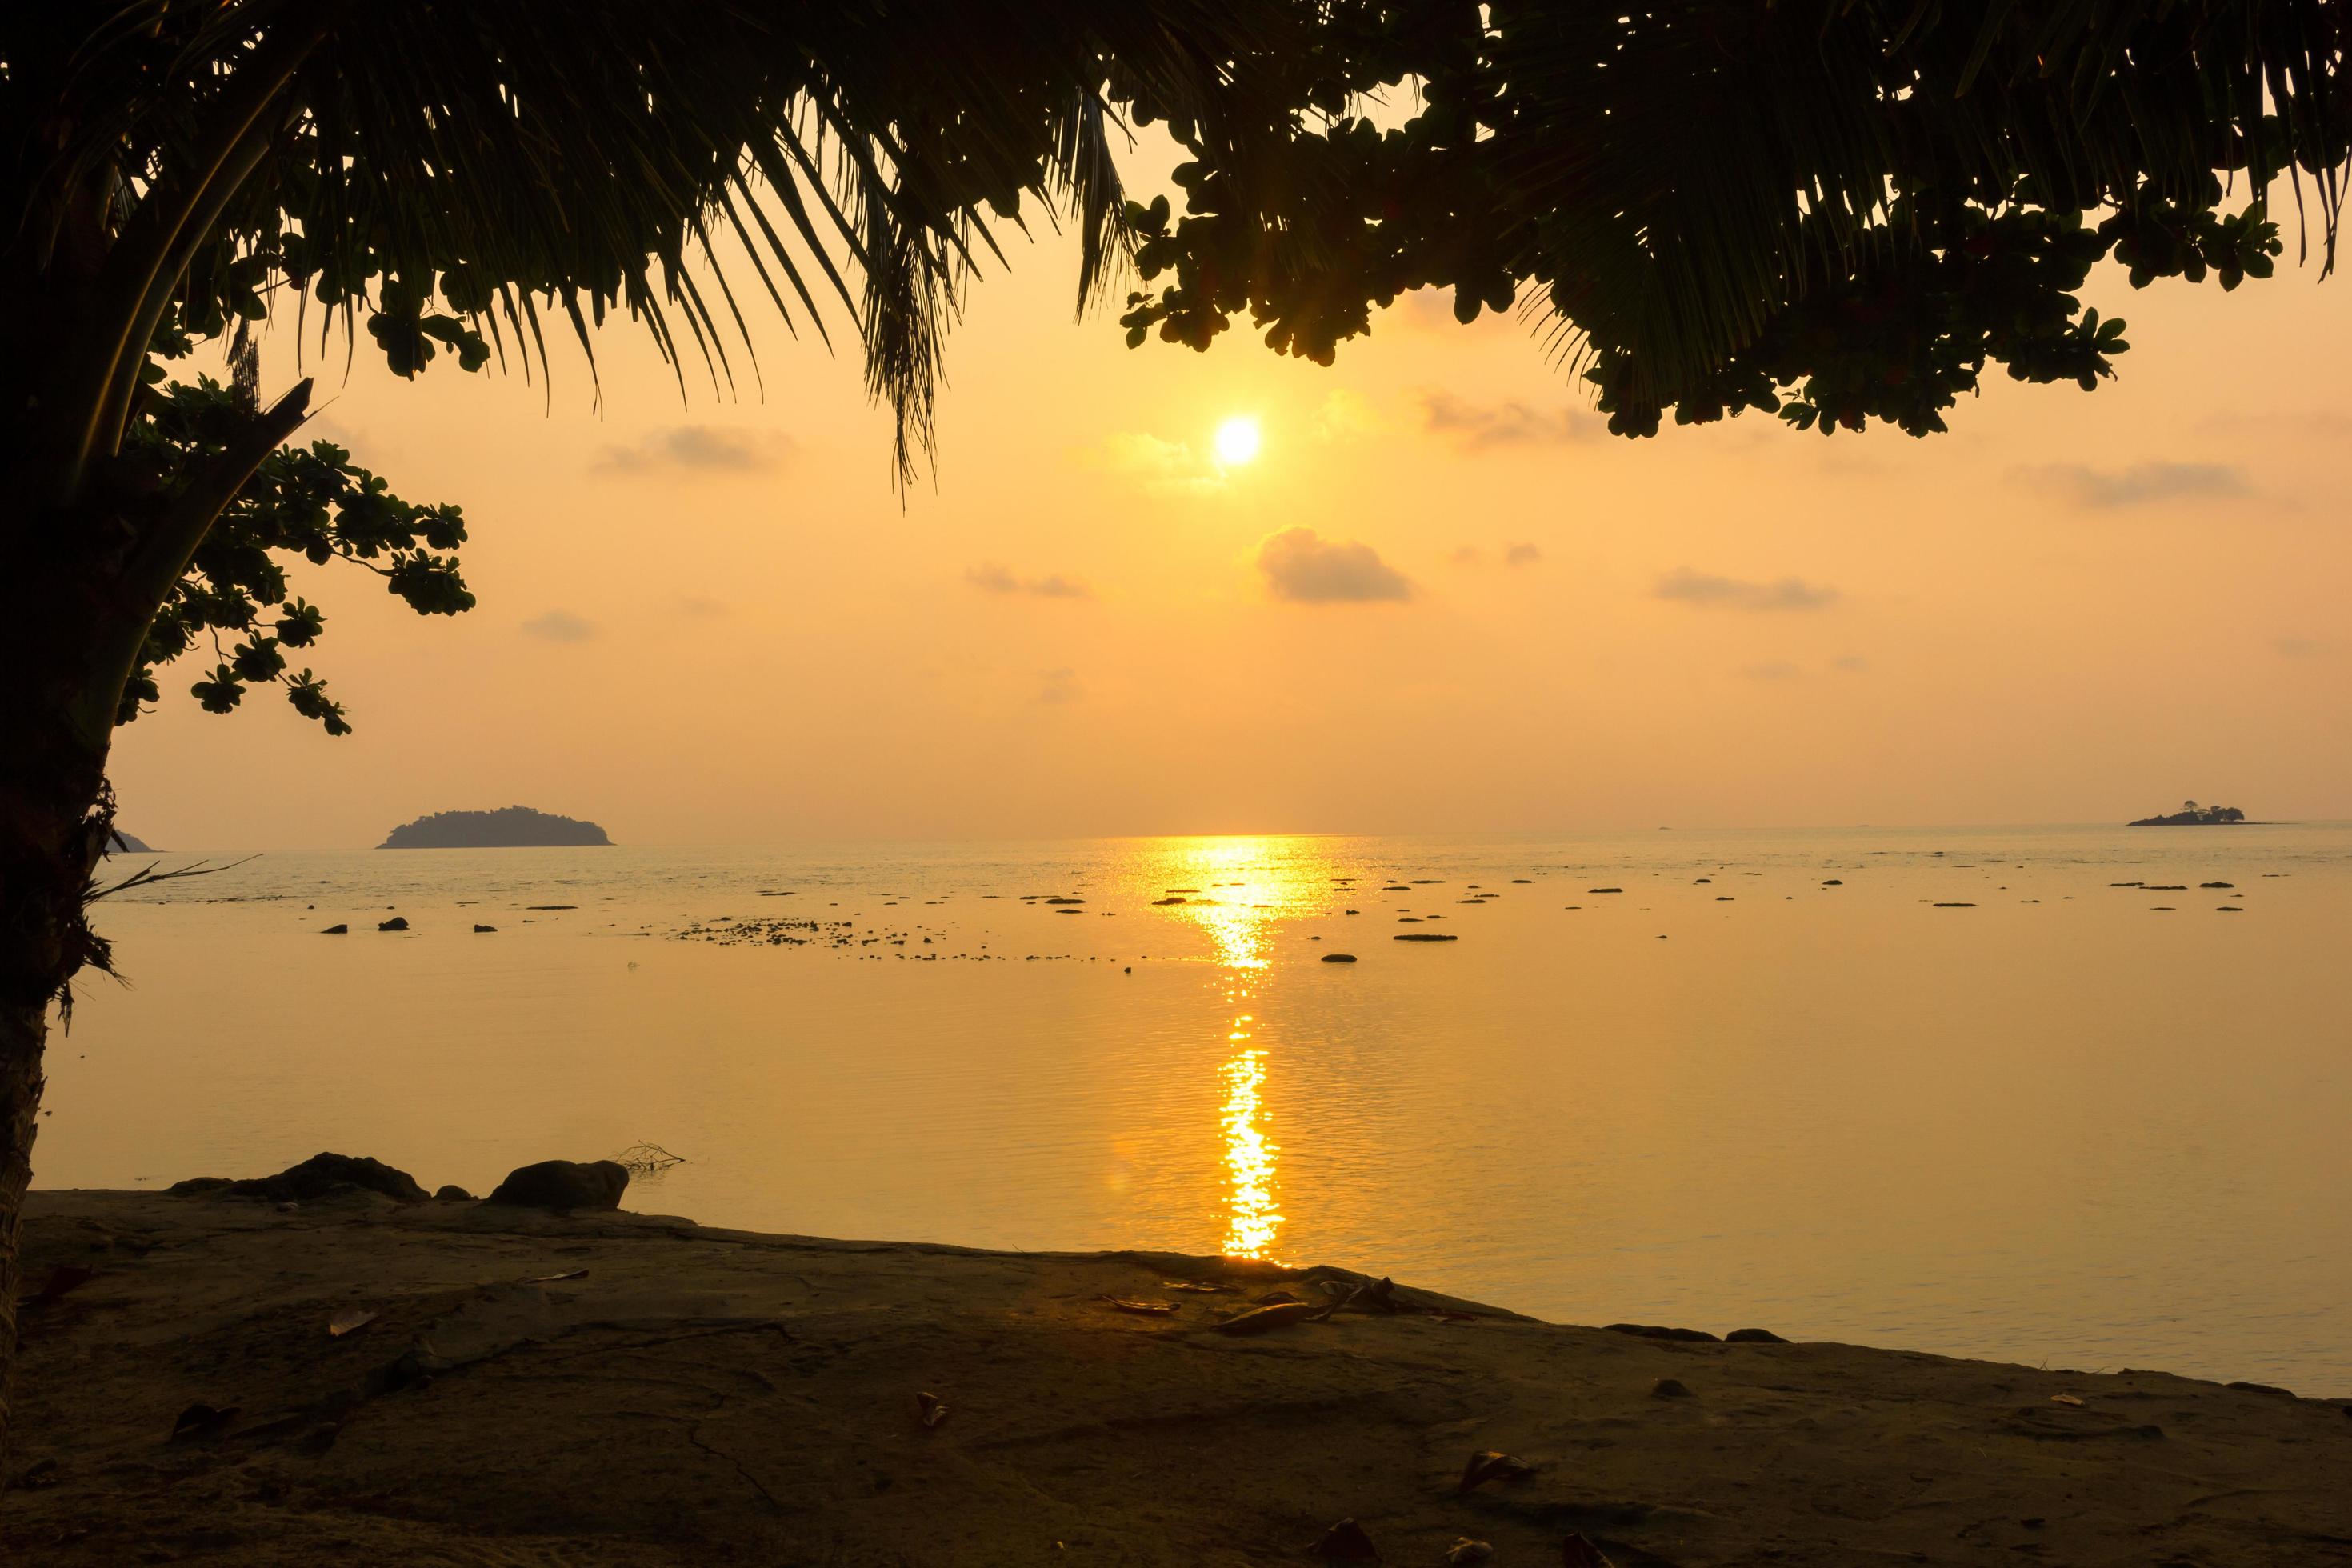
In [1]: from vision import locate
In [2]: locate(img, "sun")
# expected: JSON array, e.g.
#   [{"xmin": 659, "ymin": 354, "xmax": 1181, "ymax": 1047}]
[{"xmin": 1214, "ymin": 416, "xmax": 1262, "ymax": 466}]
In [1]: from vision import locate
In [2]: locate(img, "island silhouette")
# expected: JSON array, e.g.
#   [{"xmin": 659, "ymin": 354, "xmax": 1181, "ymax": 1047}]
[
  {"xmin": 2128, "ymin": 800, "xmax": 2249, "ymax": 826},
  {"xmin": 378, "ymin": 806, "xmax": 612, "ymax": 849}
]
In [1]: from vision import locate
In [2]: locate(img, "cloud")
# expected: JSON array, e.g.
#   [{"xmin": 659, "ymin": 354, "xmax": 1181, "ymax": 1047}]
[
  {"xmin": 1452, "ymin": 542, "xmax": 1544, "ymax": 569},
  {"xmin": 1741, "ymin": 661, "xmax": 1804, "ymax": 682},
  {"xmin": 1315, "ymin": 389, "xmax": 1385, "ymax": 441},
  {"xmin": 1830, "ymin": 654, "xmax": 1870, "ymax": 674},
  {"xmin": 1076, "ymin": 431, "xmax": 1225, "ymax": 495},
  {"xmin": 1037, "ymin": 666, "xmax": 1083, "ymax": 705},
  {"xmin": 522, "ymin": 610, "xmax": 596, "ymax": 642},
  {"xmin": 964, "ymin": 563, "xmax": 1094, "ymax": 600},
  {"xmin": 675, "ymin": 596, "xmax": 728, "ymax": 618},
  {"xmin": 1421, "ymin": 393, "xmax": 1583, "ymax": 449},
  {"xmin": 2274, "ymin": 634, "xmax": 2325, "ymax": 658},
  {"xmin": 1255, "ymin": 527, "xmax": 1413, "ymax": 604},
  {"xmin": 596, "ymin": 426, "xmax": 789, "ymax": 474},
  {"xmin": 2017, "ymin": 461, "xmax": 2251, "ymax": 508},
  {"xmin": 1654, "ymin": 568, "xmax": 1839, "ymax": 612}
]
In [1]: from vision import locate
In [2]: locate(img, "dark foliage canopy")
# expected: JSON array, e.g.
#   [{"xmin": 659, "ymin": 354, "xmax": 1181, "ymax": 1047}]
[
  {"xmin": 1115, "ymin": 0, "xmax": 2346, "ymax": 437},
  {"xmin": 3, "ymin": 0, "xmax": 1281, "ymax": 733}
]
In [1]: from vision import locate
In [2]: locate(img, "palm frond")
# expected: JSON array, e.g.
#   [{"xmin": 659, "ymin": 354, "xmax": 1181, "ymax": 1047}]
[{"xmin": 7, "ymin": 0, "xmax": 1298, "ymax": 482}]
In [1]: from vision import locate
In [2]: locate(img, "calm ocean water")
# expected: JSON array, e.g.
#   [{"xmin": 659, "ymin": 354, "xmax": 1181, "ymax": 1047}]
[{"xmin": 41, "ymin": 826, "xmax": 2352, "ymax": 1392}]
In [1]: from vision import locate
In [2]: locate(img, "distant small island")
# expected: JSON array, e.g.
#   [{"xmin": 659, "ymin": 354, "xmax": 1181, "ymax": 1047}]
[
  {"xmin": 378, "ymin": 806, "xmax": 612, "ymax": 849},
  {"xmin": 105, "ymin": 829, "xmax": 158, "ymax": 853},
  {"xmin": 2129, "ymin": 800, "xmax": 2247, "ymax": 827}
]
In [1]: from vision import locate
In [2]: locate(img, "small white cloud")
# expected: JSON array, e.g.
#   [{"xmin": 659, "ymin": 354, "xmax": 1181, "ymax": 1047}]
[
  {"xmin": 1504, "ymin": 542, "xmax": 1543, "ymax": 567},
  {"xmin": 1256, "ymin": 527, "xmax": 1413, "ymax": 604},
  {"xmin": 1037, "ymin": 666, "xmax": 1083, "ymax": 705},
  {"xmin": 522, "ymin": 610, "xmax": 596, "ymax": 642},
  {"xmin": 1422, "ymin": 393, "xmax": 1583, "ymax": 449},
  {"xmin": 1654, "ymin": 568, "xmax": 1839, "ymax": 612},
  {"xmin": 965, "ymin": 563, "xmax": 1094, "ymax": 600},
  {"xmin": 596, "ymin": 426, "xmax": 790, "ymax": 474},
  {"xmin": 1315, "ymin": 388, "xmax": 1384, "ymax": 441},
  {"xmin": 1075, "ymin": 431, "xmax": 1225, "ymax": 495},
  {"xmin": 2015, "ymin": 461, "xmax": 2250, "ymax": 508},
  {"xmin": 1830, "ymin": 654, "xmax": 1870, "ymax": 674},
  {"xmin": 1742, "ymin": 661, "xmax": 1804, "ymax": 682}
]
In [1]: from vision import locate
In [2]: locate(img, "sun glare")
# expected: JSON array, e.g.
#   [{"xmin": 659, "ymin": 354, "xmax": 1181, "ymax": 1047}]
[{"xmin": 1214, "ymin": 416, "xmax": 1262, "ymax": 466}]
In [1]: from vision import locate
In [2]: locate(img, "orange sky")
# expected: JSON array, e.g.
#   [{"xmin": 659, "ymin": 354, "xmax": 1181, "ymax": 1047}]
[{"xmin": 111, "ymin": 163, "xmax": 2352, "ymax": 846}]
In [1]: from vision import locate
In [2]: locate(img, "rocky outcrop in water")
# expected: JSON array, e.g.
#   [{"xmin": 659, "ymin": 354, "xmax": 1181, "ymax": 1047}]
[
  {"xmin": 378, "ymin": 806, "xmax": 612, "ymax": 848},
  {"xmin": 2130, "ymin": 800, "xmax": 2247, "ymax": 826}
]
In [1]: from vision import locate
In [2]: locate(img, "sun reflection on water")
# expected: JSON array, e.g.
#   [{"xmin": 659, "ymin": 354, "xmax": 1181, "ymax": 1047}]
[
  {"xmin": 1149, "ymin": 835, "xmax": 1318, "ymax": 1261},
  {"xmin": 1219, "ymin": 1015, "xmax": 1282, "ymax": 1257}
]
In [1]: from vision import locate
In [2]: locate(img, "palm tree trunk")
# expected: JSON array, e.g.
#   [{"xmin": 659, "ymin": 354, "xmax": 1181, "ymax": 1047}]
[
  {"xmin": 0, "ymin": 369, "xmax": 318, "ymax": 1478},
  {"xmin": 0, "ymin": 670, "xmax": 113, "ymax": 1481},
  {"xmin": 0, "ymin": 993, "xmax": 49, "ymax": 1482}
]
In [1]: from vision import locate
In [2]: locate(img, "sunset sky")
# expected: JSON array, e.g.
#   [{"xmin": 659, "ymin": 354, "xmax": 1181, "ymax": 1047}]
[{"xmin": 114, "ymin": 155, "xmax": 2351, "ymax": 847}]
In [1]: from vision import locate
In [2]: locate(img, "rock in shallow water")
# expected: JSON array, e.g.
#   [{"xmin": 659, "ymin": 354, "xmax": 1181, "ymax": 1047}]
[{"xmin": 486, "ymin": 1159, "xmax": 630, "ymax": 1211}]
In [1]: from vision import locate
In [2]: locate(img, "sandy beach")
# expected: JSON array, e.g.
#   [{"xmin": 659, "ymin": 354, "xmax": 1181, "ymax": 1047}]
[{"xmin": 8, "ymin": 1178, "xmax": 2350, "ymax": 1566}]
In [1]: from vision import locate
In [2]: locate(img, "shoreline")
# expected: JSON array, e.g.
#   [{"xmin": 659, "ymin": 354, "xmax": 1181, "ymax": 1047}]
[{"xmin": 11, "ymin": 1189, "xmax": 2350, "ymax": 1565}]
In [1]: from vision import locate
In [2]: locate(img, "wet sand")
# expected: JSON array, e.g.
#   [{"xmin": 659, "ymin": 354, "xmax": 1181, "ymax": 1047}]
[{"xmin": 10, "ymin": 1190, "xmax": 2351, "ymax": 1566}]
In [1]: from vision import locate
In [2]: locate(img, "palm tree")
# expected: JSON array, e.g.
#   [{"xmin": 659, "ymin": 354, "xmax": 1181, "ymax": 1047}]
[
  {"xmin": 2, "ymin": 0, "xmax": 2341, "ymax": 1474},
  {"xmin": 0, "ymin": 0, "xmax": 1290, "ymax": 1469}
]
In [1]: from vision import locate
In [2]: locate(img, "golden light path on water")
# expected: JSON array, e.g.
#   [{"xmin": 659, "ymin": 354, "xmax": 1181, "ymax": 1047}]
[{"xmin": 1166, "ymin": 838, "xmax": 1287, "ymax": 1259}]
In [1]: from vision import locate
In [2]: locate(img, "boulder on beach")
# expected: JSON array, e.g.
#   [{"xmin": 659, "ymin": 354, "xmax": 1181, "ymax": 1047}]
[
  {"xmin": 319, "ymin": 923, "xmax": 348, "ymax": 934},
  {"xmin": 378, "ymin": 916, "xmax": 409, "ymax": 931},
  {"xmin": 169, "ymin": 1152, "xmax": 430, "ymax": 1206},
  {"xmin": 486, "ymin": 1159, "xmax": 630, "ymax": 1212},
  {"xmin": 1605, "ymin": 1322, "xmax": 1721, "ymax": 1342}
]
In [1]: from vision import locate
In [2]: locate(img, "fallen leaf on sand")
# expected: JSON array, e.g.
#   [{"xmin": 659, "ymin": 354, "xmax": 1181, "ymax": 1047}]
[
  {"xmin": 1159, "ymin": 1280, "xmax": 1228, "ymax": 1294},
  {"xmin": 1214, "ymin": 1302, "xmax": 1316, "ymax": 1336},
  {"xmin": 326, "ymin": 1308, "xmax": 378, "ymax": 1338},
  {"xmin": 1562, "ymin": 1533, "xmax": 1618, "ymax": 1567},
  {"xmin": 528, "ymin": 1269, "xmax": 589, "ymax": 1282},
  {"xmin": 170, "ymin": 1402, "xmax": 238, "ymax": 1441},
  {"xmin": 1099, "ymin": 1297, "xmax": 1178, "ymax": 1315},
  {"xmin": 1458, "ymin": 1450, "xmax": 1537, "ymax": 1494},
  {"xmin": 1313, "ymin": 1518, "xmax": 1379, "ymax": 1561},
  {"xmin": 1447, "ymin": 1540, "xmax": 1494, "ymax": 1566},
  {"xmin": 916, "ymin": 1391, "xmax": 949, "ymax": 1429},
  {"xmin": 1254, "ymin": 1290, "xmax": 1305, "ymax": 1306},
  {"xmin": 2050, "ymin": 1394, "xmax": 2085, "ymax": 1407}
]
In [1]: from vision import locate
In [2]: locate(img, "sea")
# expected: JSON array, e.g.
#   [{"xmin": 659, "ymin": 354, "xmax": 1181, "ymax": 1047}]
[{"xmin": 40, "ymin": 825, "xmax": 2352, "ymax": 1393}]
